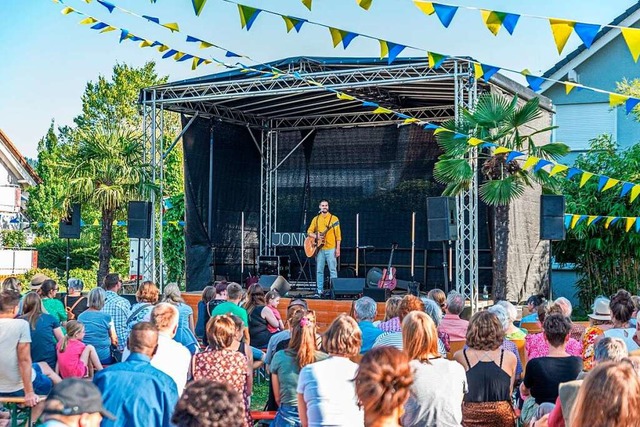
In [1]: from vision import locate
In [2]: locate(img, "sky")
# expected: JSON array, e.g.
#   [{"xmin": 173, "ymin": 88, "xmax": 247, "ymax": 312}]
[{"xmin": 0, "ymin": 0, "xmax": 636, "ymax": 159}]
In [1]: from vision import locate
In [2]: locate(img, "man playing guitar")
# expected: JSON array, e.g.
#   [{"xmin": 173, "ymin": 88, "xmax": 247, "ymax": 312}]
[{"xmin": 307, "ymin": 200, "xmax": 341, "ymax": 296}]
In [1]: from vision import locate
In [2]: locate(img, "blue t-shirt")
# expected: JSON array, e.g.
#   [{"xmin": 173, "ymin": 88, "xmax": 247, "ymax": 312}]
[
  {"xmin": 78, "ymin": 310, "xmax": 113, "ymax": 363},
  {"xmin": 19, "ymin": 313, "xmax": 59, "ymax": 370},
  {"xmin": 174, "ymin": 303, "xmax": 198, "ymax": 354},
  {"xmin": 358, "ymin": 321, "xmax": 384, "ymax": 354}
]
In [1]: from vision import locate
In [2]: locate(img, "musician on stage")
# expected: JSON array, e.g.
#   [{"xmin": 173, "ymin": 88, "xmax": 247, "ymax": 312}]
[{"xmin": 307, "ymin": 200, "xmax": 341, "ymax": 296}]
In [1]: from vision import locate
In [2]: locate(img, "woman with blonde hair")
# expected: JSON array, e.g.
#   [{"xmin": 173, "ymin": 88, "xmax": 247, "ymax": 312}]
[
  {"xmin": 571, "ymin": 360, "xmax": 640, "ymax": 427},
  {"xmin": 126, "ymin": 281, "xmax": 159, "ymax": 336},
  {"xmin": 427, "ymin": 289, "xmax": 447, "ymax": 315},
  {"xmin": 162, "ymin": 283, "xmax": 198, "ymax": 354},
  {"xmin": 271, "ymin": 310, "xmax": 328, "ymax": 426},
  {"xmin": 297, "ymin": 314, "xmax": 364, "ymax": 426},
  {"xmin": 402, "ymin": 311, "xmax": 467, "ymax": 427},
  {"xmin": 354, "ymin": 346, "xmax": 413, "ymax": 427}
]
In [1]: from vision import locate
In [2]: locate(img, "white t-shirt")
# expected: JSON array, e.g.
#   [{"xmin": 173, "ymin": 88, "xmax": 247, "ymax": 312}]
[
  {"xmin": 0, "ymin": 318, "xmax": 32, "ymax": 393},
  {"xmin": 297, "ymin": 356, "xmax": 364, "ymax": 427}
]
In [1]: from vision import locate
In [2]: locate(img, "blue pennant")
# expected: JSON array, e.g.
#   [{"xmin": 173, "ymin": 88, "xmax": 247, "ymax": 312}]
[
  {"xmin": 292, "ymin": 71, "xmax": 303, "ymax": 79},
  {"xmin": 525, "ymin": 75, "xmax": 545, "ymax": 92},
  {"xmin": 387, "ymin": 42, "xmax": 406, "ymax": 65},
  {"xmin": 597, "ymin": 175, "xmax": 610, "ymax": 191},
  {"xmin": 591, "ymin": 216, "xmax": 603, "ymax": 226},
  {"xmin": 342, "ymin": 32, "xmax": 358, "ymax": 49},
  {"xmin": 534, "ymin": 159, "xmax": 553, "ymax": 172},
  {"xmin": 225, "ymin": 51, "xmax": 241, "ymax": 57},
  {"xmin": 142, "ymin": 15, "xmax": 160, "ymax": 24},
  {"xmin": 610, "ymin": 217, "xmax": 621, "ymax": 226},
  {"xmin": 119, "ymin": 29, "xmax": 129, "ymax": 43},
  {"xmin": 362, "ymin": 101, "xmax": 378, "ymax": 108},
  {"xmin": 128, "ymin": 35, "xmax": 143, "ymax": 42},
  {"xmin": 162, "ymin": 49, "xmax": 178, "ymax": 59},
  {"xmin": 573, "ymin": 22, "xmax": 600, "ymax": 49},
  {"xmin": 482, "ymin": 65, "xmax": 500, "ymax": 81},
  {"xmin": 177, "ymin": 54, "xmax": 194, "ymax": 62},
  {"xmin": 178, "ymin": 221, "xmax": 186, "ymax": 227},
  {"xmin": 576, "ymin": 215, "xmax": 588, "ymax": 226},
  {"xmin": 97, "ymin": 0, "xmax": 116, "ymax": 13},
  {"xmin": 90, "ymin": 22, "xmax": 109, "ymax": 30},
  {"xmin": 80, "ymin": 220, "xmax": 86, "ymax": 227},
  {"xmin": 506, "ymin": 151, "xmax": 524, "ymax": 163},
  {"xmin": 395, "ymin": 112, "xmax": 411, "ymax": 119},
  {"xmin": 433, "ymin": 3, "xmax": 458, "ymax": 28},
  {"xmin": 292, "ymin": 18, "xmax": 306, "ymax": 33},
  {"xmin": 186, "ymin": 35, "xmax": 201, "ymax": 43},
  {"xmin": 502, "ymin": 13, "xmax": 520, "ymax": 35},
  {"xmin": 636, "ymin": 219, "xmax": 640, "ymax": 233},
  {"xmin": 626, "ymin": 98, "xmax": 640, "ymax": 115},
  {"xmin": 423, "ymin": 123, "xmax": 439, "ymax": 130},
  {"xmin": 566, "ymin": 167, "xmax": 582, "ymax": 180},
  {"xmin": 116, "ymin": 220, "xmax": 126, "ymax": 226},
  {"xmin": 481, "ymin": 142, "xmax": 498, "ymax": 148},
  {"xmin": 564, "ymin": 214, "xmax": 572, "ymax": 229},
  {"xmin": 454, "ymin": 133, "xmax": 467, "ymax": 139},
  {"xmin": 620, "ymin": 182, "xmax": 634, "ymax": 197}
]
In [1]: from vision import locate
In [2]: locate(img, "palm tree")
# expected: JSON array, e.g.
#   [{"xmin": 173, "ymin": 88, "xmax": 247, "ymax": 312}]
[
  {"xmin": 433, "ymin": 93, "xmax": 569, "ymax": 300},
  {"xmin": 60, "ymin": 125, "xmax": 153, "ymax": 285}
]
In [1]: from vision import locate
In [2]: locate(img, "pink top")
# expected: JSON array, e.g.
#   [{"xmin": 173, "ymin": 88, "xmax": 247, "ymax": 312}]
[
  {"xmin": 438, "ymin": 314, "xmax": 469, "ymax": 341},
  {"xmin": 56, "ymin": 338, "xmax": 88, "ymax": 379},
  {"xmin": 377, "ymin": 317, "xmax": 401, "ymax": 333},
  {"xmin": 525, "ymin": 332, "xmax": 583, "ymax": 360},
  {"xmin": 266, "ymin": 306, "xmax": 282, "ymax": 334}
]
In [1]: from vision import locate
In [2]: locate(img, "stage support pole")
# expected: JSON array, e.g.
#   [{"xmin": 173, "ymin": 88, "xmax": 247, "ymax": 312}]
[
  {"xmin": 241, "ymin": 211, "xmax": 245, "ymax": 278},
  {"xmin": 355, "ymin": 213, "xmax": 360, "ymax": 276}
]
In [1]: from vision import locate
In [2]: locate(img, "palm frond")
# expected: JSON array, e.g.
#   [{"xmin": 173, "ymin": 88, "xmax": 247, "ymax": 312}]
[
  {"xmin": 479, "ymin": 176, "xmax": 525, "ymax": 206},
  {"xmin": 535, "ymin": 143, "xmax": 571, "ymax": 161},
  {"xmin": 433, "ymin": 159, "xmax": 473, "ymax": 185},
  {"xmin": 442, "ymin": 181, "xmax": 471, "ymax": 197},
  {"xmin": 508, "ymin": 97, "xmax": 542, "ymax": 129},
  {"xmin": 471, "ymin": 93, "xmax": 516, "ymax": 128}
]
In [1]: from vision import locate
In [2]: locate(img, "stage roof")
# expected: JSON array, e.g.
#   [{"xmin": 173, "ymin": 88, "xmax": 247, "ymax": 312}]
[{"xmin": 142, "ymin": 56, "xmax": 549, "ymax": 131}]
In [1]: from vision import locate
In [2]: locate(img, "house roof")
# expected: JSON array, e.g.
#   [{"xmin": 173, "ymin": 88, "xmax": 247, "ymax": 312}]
[
  {"xmin": 0, "ymin": 129, "xmax": 41, "ymax": 186},
  {"xmin": 540, "ymin": 3, "xmax": 640, "ymax": 92}
]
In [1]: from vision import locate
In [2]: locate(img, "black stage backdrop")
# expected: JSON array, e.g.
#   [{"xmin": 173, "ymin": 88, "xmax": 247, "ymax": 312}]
[{"xmin": 183, "ymin": 117, "xmax": 492, "ymax": 292}]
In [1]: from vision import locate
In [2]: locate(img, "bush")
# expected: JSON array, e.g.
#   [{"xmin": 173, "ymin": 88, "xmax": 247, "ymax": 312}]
[
  {"xmin": 1, "ymin": 230, "xmax": 27, "ymax": 248},
  {"xmin": 36, "ymin": 238, "xmax": 99, "ymax": 271},
  {"xmin": 66, "ymin": 268, "xmax": 99, "ymax": 291},
  {"xmin": 10, "ymin": 268, "xmax": 62, "ymax": 293}
]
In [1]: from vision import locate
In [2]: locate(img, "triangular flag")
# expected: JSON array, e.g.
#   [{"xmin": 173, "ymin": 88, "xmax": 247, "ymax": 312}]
[
  {"xmin": 238, "ymin": 5, "xmax": 261, "ymax": 31},
  {"xmin": 413, "ymin": 1, "xmax": 435, "ymax": 15},
  {"xmin": 549, "ymin": 164, "xmax": 569, "ymax": 177},
  {"xmin": 600, "ymin": 177, "xmax": 620, "ymax": 192},
  {"xmin": 433, "ymin": 4, "xmax": 458, "ymax": 28},
  {"xmin": 586, "ymin": 215, "xmax": 601, "ymax": 226},
  {"xmin": 100, "ymin": 25, "xmax": 116, "ymax": 33},
  {"xmin": 434, "ymin": 128, "xmax": 453, "ymax": 135},
  {"xmin": 362, "ymin": 101, "xmax": 378, "ymax": 108},
  {"xmin": 428, "ymin": 52, "xmax": 446, "ymax": 68},
  {"xmin": 90, "ymin": 22, "xmax": 109, "ymax": 31},
  {"xmin": 357, "ymin": 0, "xmax": 373, "ymax": 10},
  {"xmin": 468, "ymin": 137, "xmax": 484, "ymax": 146},
  {"xmin": 609, "ymin": 93, "xmax": 628, "ymax": 107},
  {"xmin": 282, "ymin": 16, "xmax": 306, "ymax": 33},
  {"xmin": 481, "ymin": 65, "xmax": 500, "ymax": 80},
  {"xmin": 403, "ymin": 118, "xmax": 420, "ymax": 124},
  {"xmin": 637, "ymin": 219, "xmax": 640, "ymax": 233},
  {"xmin": 191, "ymin": 57, "xmax": 206, "ymax": 70},
  {"xmin": 549, "ymin": 19, "xmax": 576, "ymax": 54},
  {"xmin": 329, "ymin": 28, "xmax": 344, "ymax": 48},
  {"xmin": 161, "ymin": 22, "xmax": 180, "ymax": 32},
  {"xmin": 157, "ymin": 44, "xmax": 169, "ymax": 53},
  {"xmin": 385, "ymin": 42, "xmax": 406, "ymax": 64},
  {"xmin": 621, "ymin": 28, "xmax": 640, "ymax": 62},
  {"xmin": 564, "ymin": 214, "xmax": 572, "ymax": 229},
  {"xmin": 423, "ymin": 123, "xmax": 439, "ymax": 130},
  {"xmin": 139, "ymin": 39, "xmax": 153, "ymax": 48},
  {"xmin": 605, "ymin": 216, "xmax": 620, "ymax": 229},
  {"xmin": 579, "ymin": 171, "xmax": 594, "ymax": 187},
  {"xmin": 225, "ymin": 50, "xmax": 241, "ymax": 57},
  {"xmin": 79, "ymin": 17, "xmax": 98, "ymax": 25},
  {"xmin": 395, "ymin": 113, "xmax": 411, "ymax": 119},
  {"xmin": 620, "ymin": 182, "xmax": 634, "ymax": 197},
  {"xmin": 573, "ymin": 22, "xmax": 600, "ymax": 48},
  {"xmin": 473, "ymin": 62, "xmax": 484, "ymax": 79},
  {"xmin": 162, "ymin": 49, "xmax": 178, "ymax": 59},
  {"xmin": 534, "ymin": 159, "xmax": 553, "ymax": 172},
  {"xmin": 625, "ymin": 98, "xmax": 640, "ymax": 114},
  {"xmin": 565, "ymin": 82, "xmax": 578, "ymax": 94},
  {"xmin": 525, "ymin": 74, "xmax": 545, "ymax": 92},
  {"xmin": 337, "ymin": 92, "xmax": 356, "ymax": 101},
  {"xmin": 493, "ymin": 146, "xmax": 511, "ymax": 155},
  {"xmin": 522, "ymin": 156, "xmax": 540, "ymax": 170},
  {"xmin": 480, "ymin": 10, "xmax": 505, "ymax": 36},
  {"xmin": 630, "ymin": 185, "xmax": 640, "ymax": 203},
  {"xmin": 571, "ymin": 215, "xmax": 587, "ymax": 229},
  {"xmin": 301, "ymin": 0, "xmax": 312, "ymax": 10},
  {"xmin": 119, "ymin": 29, "xmax": 130, "ymax": 43},
  {"xmin": 143, "ymin": 15, "xmax": 161, "ymax": 24},
  {"xmin": 192, "ymin": 0, "xmax": 208, "ymax": 16},
  {"xmin": 626, "ymin": 217, "xmax": 636, "ymax": 232},
  {"xmin": 372, "ymin": 107, "xmax": 393, "ymax": 114},
  {"xmin": 379, "ymin": 40, "xmax": 389, "ymax": 59},
  {"xmin": 566, "ymin": 167, "xmax": 582, "ymax": 180},
  {"xmin": 502, "ymin": 13, "xmax": 520, "ymax": 35},
  {"xmin": 61, "ymin": 7, "xmax": 75, "ymax": 15},
  {"xmin": 506, "ymin": 151, "xmax": 524, "ymax": 163},
  {"xmin": 96, "ymin": 0, "xmax": 116, "ymax": 13}
]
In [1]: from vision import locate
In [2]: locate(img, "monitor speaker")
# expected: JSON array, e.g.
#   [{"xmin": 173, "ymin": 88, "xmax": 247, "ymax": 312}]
[
  {"xmin": 128, "ymin": 201, "xmax": 152, "ymax": 239},
  {"xmin": 427, "ymin": 197, "xmax": 458, "ymax": 241},
  {"xmin": 330, "ymin": 278, "xmax": 365, "ymax": 300},
  {"xmin": 540, "ymin": 195, "xmax": 566, "ymax": 241},
  {"xmin": 363, "ymin": 288, "xmax": 387, "ymax": 302},
  {"xmin": 59, "ymin": 203, "xmax": 81, "ymax": 239},
  {"xmin": 257, "ymin": 275, "xmax": 291, "ymax": 296}
]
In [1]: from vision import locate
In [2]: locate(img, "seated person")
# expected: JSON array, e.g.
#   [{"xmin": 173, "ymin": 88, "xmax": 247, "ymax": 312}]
[{"xmin": 438, "ymin": 291, "xmax": 468, "ymax": 341}]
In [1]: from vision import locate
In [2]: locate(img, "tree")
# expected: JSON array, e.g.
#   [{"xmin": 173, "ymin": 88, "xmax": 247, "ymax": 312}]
[
  {"xmin": 433, "ymin": 93, "xmax": 569, "ymax": 299},
  {"xmin": 60, "ymin": 125, "xmax": 153, "ymax": 284}
]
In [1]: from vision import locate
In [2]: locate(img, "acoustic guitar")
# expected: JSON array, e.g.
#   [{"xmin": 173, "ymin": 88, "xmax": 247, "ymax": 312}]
[
  {"xmin": 378, "ymin": 243, "xmax": 399, "ymax": 290},
  {"xmin": 304, "ymin": 220, "xmax": 340, "ymax": 258}
]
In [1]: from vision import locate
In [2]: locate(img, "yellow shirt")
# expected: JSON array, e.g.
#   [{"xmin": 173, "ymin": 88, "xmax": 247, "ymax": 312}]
[{"xmin": 307, "ymin": 213, "xmax": 341, "ymax": 250}]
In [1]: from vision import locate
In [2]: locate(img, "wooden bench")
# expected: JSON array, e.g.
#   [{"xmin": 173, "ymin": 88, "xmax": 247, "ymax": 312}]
[
  {"xmin": 0, "ymin": 396, "xmax": 44, "ymax": 427},
  {"xmin": 447, "ymin": 340, "xmax": 467, "ymax": 360},
  {"xmin": 251, "ymin": 411, "xmax": 276, "ymax": 426}
]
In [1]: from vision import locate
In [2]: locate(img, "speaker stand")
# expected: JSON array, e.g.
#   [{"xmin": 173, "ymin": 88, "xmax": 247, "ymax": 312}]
[
  {"xmin": 136, "ymin": 237, "xmax": 142, "ymax": 290},
  {"xmin": 441, "ymin": 241, "xmax": 449, "ymax": 294},
  {"xmin": 65, "ymin": 238, "xmax": 71, "ymax": 286}
]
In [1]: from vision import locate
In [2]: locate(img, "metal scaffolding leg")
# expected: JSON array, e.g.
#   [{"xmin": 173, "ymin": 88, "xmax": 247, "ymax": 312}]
[
  {"xmin": 260, "ymin": 127, "xmax": 277, "ymax": 256},
  {"xmin": 454, "ymin": 61, "xmax": 479, "ymax": 313}
]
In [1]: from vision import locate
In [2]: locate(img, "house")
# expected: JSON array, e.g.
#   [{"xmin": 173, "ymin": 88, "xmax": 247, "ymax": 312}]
[
  {"xmin": 541, "ymin": 3, "xmax": 640, "ymax": 161},
  {"xmin": 0, "ymin": 129, "xmax": 40, "ymax": 230}
]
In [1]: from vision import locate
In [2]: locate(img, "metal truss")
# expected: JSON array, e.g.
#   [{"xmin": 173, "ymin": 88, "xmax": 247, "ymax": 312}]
[
  {"xmin": 259, "ymin": 126, "xmax": 278, "ymax": 256},
  {"xmin": 454, "ymin": 61, "xmax": 479, "ymax": 313}
]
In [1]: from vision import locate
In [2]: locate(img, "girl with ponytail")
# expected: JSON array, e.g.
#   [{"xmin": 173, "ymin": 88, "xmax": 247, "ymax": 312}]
[
  {"xmin": 56, "ymin": 320, "xmax": 103, "ymax": 378},
  {"xmin": 270, "ymin": 310, "xmax": 328, "ymax": 427}
]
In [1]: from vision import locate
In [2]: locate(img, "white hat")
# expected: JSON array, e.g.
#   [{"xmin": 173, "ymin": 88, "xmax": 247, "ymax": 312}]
[{"xmin": 588, "ymin": 297, "xmax": 611, "ymax": 321}]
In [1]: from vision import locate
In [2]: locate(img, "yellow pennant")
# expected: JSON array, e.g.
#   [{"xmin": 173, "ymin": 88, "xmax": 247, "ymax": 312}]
[
  {"xmin": 481, "ymin": 10, "xmax": 503, "ymax": 36},
  {"xmin": 549, "ymin": 164, "xmax": 569, "ymax": 177},
  {"xmin": 357, "ymin": 0, "xmax": 373, "ymax": 10},
  {"xmin": 609, "ymin": 93, "xmax": 628, "ymax": 107},
  {"xmin": 549, "ymin": 19, "xmax": 575, "ymax": 54},
  {"xmin": 579, "ymin": 171, "xmax": 594, "ymax": 187},
  {"xmin": 586, "ymin": 216, "xmax": 599, "ymax": 226},
  {"xmin": 630, "ymin": 185, "xmax": 640, "ymax": 203},
  {"xmin": 434, "ymin": 128, "xmax": 452, "ymax": 135},
  {"xmin": 468, "ymin": 137, "xmax": 484, "ymax": 146},
  {"xmin": 199, "ymin": 41, "xmax": 213, "ymax": 49},
  {"xmin": 626, "ymin": 217, "xmax": 636, "ymax": 232},
  {"xmin": 157, "ymin": 44, "xmax": 169, "ymax": 53},
  {"xmin": 403, "ymin": 118, "xmax": 420, "ymax": 124},
  {"xmin": 100, "ymin": 26, "xmax": 116, "ymax": 33},
  {"xmin": 604, "ymin": 216, "xmax": 616, "ymax": 229},
  {"xmin": 473, "ymin": 62, "xmax": 484, "ymax": 79},
  {"xmin": 174, "ymin": 52, "xmax": 186, "ymax": 61},
  {"xmin": 412, "ymin": 0, "xmax": 435, "ymax": 15},
  {"xmin": 301, "ymin": 0, "xmax": 312, "ymax": 11},
  {"xmin": 379, "ymin": 40, "xmax": 388, "ymax": 59},
  {"xmin": 493, "ymin": 147, "xmax": 511, "ymax": 155},
  {"xmin": 162, "ymin": 22, "xmax": 180, "ymax": 32},
  {"xmin": 191, "ymin": 57, "xmax": 201, "ymax": 71},
  {"xmin": 140, "ymin": 40, "xmax": 154, "ymax": 48},
  {"xmin": 621, "ymin": 28, "xmax": 640, "ymax": 62},
  {"xmin": 522, "ymin": 156, "xmax": 539, "ymax": 170},
  {"xmin": 61, "ymin": 6, "xmax": 75, "ymax": 14},
  {"xmin": 328, "ymin": 28, "xmax": 344, "ymax": 48},
  {"xmin": 79, "ymin": 17, "xmax": 98, "ymax": 25},
  {"xmin": 570, "ymin": 215, "xmax": 581, "ymax": 229},
  {"xmin": 602, "ymin": 178, "xmax": 620, "ymax": 192},
  {"xmin": 564, "ymin": 82, "xmax": 577, "ymax": 94},
  {"xmin": 372, "ymin": 107, "xmax": 393, "ymax": 114},
  {"xmin": 337, "ymin": 92, "xmax": 356, "ymax": 101}
]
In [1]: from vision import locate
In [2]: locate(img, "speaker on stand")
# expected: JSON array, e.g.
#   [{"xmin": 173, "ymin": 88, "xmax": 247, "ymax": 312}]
[
  {"xmin": 540, "ymin": 195, "xmax": 566, "ymax": 300},
  {"xmin": 427, "ymin": 197, "xmax": 458, "ymax": 293},
  {"xmin": 128, "ymin": 201, "xmax": 153, "ymax": 289},
  {"xmin": 59, "ymin": 203, "xmax": 81, "ymax": 286}
]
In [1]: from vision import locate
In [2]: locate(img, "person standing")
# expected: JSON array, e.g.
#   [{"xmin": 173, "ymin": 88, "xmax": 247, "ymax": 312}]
[{"xmin": 307, "ymin": 200, "xmax": 341, "ymax": 296}]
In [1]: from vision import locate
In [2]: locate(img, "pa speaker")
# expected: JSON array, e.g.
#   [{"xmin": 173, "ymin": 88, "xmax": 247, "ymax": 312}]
[
  {"xmin": 59, "ymin": 204, "xmax": 81, "ymax": 239},
  {"xmin": 128, "ymin": 201, "xmax": 152, "ymax": 239},
  {"xmin": 540, "ymin": 195, "xmax": 565, "ymax": 241},
  {"xmin": 330, "ymin": 278, "xmax": 365, "ymax": 300},
  {"xmin": 258, "ymin": 275, "xmax": 278, "ymax": 291},
  {"xmin": 363, "ymin": 288, "xmax": 387, "ymax": 302},
  {"xmin": 427, "ymin": 197, "xmax": 458, "ymax": 241}
]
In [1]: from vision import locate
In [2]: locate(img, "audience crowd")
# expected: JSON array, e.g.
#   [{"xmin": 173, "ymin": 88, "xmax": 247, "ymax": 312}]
[{"xmin": 2, "ymin": 273, "xmax": 640, "ymax": 427}]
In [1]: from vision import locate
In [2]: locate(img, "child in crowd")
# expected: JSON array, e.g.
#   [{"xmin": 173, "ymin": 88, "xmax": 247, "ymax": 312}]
[
  {"xmin": 265, "ymin": 290, "xmax": 285, "ymax": 334},
  {"xmin": 56, "ymin": 320, "xmax": 104, "ymax": 379}
]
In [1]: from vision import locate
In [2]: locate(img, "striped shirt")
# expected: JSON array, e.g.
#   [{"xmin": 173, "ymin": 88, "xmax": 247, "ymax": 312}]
[{"xmin": 102, "ymin": 291, "xmax": 131, "ymax": 351}]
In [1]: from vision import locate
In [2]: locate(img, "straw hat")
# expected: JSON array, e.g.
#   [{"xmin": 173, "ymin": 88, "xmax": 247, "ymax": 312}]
[
  {"xmin": 30, "ymin": 273, "xmax": 49, "ymax": 291},
  {"xmin": 588, "ymin": 297, "xmax": 612, "ymax": 321}
]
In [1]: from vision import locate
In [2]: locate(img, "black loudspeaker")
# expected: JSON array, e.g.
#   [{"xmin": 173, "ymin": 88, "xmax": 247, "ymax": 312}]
[
  {"xmin": 258, "ymin": 256, "xmax": 290, "ymax": 280},
  {"xmin": 540, "ymin": 195, "xmax": 566, "ymax": 241},
  {"xmin": 427, "ymin": 197, "xmax": 458, "ymax": 241},
  {"xmin": 258, "ymin": 275, "xmax": 291, "ymax": 296},
  {"xmin": 330, "ymin": 278, "xmax": 365, "ymax": 300},
  {"xmin": 363, "ymin": 288, "xmax": 387, "ymax": 302},
  {"xmin": 128, "ymin": 201, "xmax": 152, "ymax": 239},
  {"xmin": 59, "ymin": 204, "xmax": 81, "ymax": 239}
]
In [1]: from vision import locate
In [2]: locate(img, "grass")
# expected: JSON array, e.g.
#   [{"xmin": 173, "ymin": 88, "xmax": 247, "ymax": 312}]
[{"xmin": 251, "ymin": 381, "xmax": 270, "ymax": 411}]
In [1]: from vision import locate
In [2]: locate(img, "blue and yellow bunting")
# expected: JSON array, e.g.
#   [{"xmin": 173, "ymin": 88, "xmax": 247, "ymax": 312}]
[{"xmin": 565, "ymin": 214, "xmax": 640, "ymax": 233}]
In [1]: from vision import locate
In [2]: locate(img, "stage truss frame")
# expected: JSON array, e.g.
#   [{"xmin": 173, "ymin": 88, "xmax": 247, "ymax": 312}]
[{"xmin": 140, "ymin": 57, "xmax": 484, "ymax": 307}]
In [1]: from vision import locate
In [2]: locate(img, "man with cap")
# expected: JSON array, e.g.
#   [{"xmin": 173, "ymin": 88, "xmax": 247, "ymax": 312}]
[{"xmin": 40, "ymin": 378, "xmax": 114, "ymax": 427}]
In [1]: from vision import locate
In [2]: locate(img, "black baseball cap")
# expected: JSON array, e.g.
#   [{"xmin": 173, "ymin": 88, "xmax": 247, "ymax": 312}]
[{"xmin": 44, "ymin": 379, "xmax": 115, "ymax": 420}]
